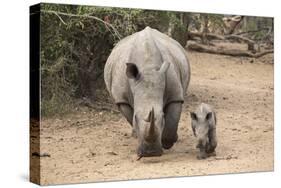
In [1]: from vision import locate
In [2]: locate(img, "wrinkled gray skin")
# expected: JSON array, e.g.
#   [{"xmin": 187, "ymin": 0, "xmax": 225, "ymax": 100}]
[
  {"xmin": 190, "ymin": 103, "xmax": 217, "ymax": 160},
  {"xmin": 104, "ymin": 27, "xmax": 190, "ymax": 157}
]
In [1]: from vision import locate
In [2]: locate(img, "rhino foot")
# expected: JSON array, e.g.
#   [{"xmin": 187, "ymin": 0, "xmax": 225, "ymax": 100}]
[
  {"xmin": 197, "ymin": 154, "xmax": 207, "ymax": 160},
  {"xmin": 162, "ymin": 141, "xmax": 174, "ymax": 149},
  {"xmin": 197, "ymin": 151, "xmax": 208, "ymax": 160},
  {"xmin": 207, "ymin": 151, "xmax": 216, "ymax": 157},
  {"xmin": 206, "ymin": 143, "xmax": 216, "ymax": 153},
  {"xmin": 162, "ymin": 136, "xmax": 177, "ymax": 149}
]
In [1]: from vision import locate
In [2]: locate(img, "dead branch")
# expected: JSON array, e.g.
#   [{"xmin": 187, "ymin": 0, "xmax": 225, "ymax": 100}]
[
  {"xmin": 223, "ymin": 15, "xmax": 244, "ymax": 35},
  {"xmin": 187, "ymin": 41, "xmax": 273, "ymax": 58},
  {"xmin": 236, "ymin": 27, "xmax": 270, "ymax": 35},
  {"xmin": 224, "ymin": 34, "xmax": 254, "ymax": 45},
  {"xmin": 41, "ymin": 10, "xmax": 122, "ymax": 40},
  {"xmin": 188, "ymin": 31, "xmax": 224, "ymax": 41}
]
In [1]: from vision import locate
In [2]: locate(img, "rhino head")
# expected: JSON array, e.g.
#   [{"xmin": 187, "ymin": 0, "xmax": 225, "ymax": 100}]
[
  {"xmin": 190, "ymin": 111, "xmax": 212, "ymax": 148},
  {"xmin": 126, "ymin": 61, "xmax": 170, "ymax": 157}
]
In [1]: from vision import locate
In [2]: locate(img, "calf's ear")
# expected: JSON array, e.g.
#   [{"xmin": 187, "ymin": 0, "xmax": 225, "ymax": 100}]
[
  {"xmin": 126, "ymin": 63, "xmax": 140, "ymax": 80},
  {"xmin": 206, "ymin": 112, "xmax": 212, "ymax": 120},
  {"xmin": 190, "ymin": 112, "xmax": 197, "ymax": 121}
]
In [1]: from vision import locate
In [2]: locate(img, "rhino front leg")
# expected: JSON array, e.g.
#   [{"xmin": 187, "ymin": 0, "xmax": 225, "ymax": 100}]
[
  {"xmin": 117, "ymin": 103, "xmax": 133, "ymax": 125},
  {"xmin": 206, "ymin": 128, "xmax": 217, "ymax": 153},
  {"xmin": 162, "ymin": 102, "xmax": 182, "ymax": 149},
  {"xmin": 117, "ymin": 103, "xmax": 134, "ymax": 125},
  {"xmin": 118, "ymin": 103, "xmax": 137, "ymax": 138}
]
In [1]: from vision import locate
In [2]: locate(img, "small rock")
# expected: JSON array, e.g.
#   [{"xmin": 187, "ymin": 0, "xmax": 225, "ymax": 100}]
[
  {"xmin": 226, "ymin": 156, "xmax": 232, "ymax": 160},
  {"xmin": 104, "ymin": 162, "xmax": 113, "ymax": 166},
  {"xmin": 106, "ymin": 151, "xmax": 118, "ymax": 156}
]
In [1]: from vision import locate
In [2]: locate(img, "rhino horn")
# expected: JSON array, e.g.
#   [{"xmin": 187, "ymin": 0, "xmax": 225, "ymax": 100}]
[
  {"xmin": 144, "ymin": 107, "xmax": 157, "ymax": 142},
  {"xmin": 149, "ymin": 107, "xmax": 155, "ymax": 137},
  {"xmin": 144, "ymin": 107, "xmax": 153, "ymax": 122}
]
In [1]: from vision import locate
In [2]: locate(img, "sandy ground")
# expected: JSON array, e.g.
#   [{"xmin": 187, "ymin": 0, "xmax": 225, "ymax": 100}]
[{"xmin": 34, "ymin": 50, "xmax": 274, "ymax": 185}]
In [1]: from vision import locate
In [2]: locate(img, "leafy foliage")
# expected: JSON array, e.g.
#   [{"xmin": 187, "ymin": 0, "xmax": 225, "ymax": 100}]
[{"xmin": 40, "ymin": 3, "xmax": 190, "ymax": 116}]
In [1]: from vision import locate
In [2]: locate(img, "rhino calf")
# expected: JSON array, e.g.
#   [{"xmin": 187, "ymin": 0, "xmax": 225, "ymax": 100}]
[{"xmin": 190, "ymin": 103, "xmax": 217, "ymax": 159}]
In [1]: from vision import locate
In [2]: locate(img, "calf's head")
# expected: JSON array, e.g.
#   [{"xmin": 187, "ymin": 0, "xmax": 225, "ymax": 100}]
[
  {"xmin": 126, "ymin": 62, "xmax": 170, "ymax": 157},
  {"xmin": 190, "ymin": 112, "xmax": 213, "ymax": 148}
]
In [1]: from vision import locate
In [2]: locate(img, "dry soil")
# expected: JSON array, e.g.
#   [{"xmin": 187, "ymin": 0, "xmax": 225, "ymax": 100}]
[{"xmin": 34, "ymin": 50, "xmax": 274, "ymax": 185}]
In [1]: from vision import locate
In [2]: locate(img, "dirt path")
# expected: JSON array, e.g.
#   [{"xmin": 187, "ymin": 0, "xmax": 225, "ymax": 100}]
[{"xmin": 37, "ymin": 51, "xmax": 274, "ymax": 185}]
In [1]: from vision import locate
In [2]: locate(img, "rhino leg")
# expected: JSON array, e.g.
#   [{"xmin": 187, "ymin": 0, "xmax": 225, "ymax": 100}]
[
  {"xmin": 118, "ymin": 103, "xmax": 138, "ymax": 138},
  {"xmin": 162, "ymin": 102, "xmax": 182, "ymax": 149},
  {"xmin": 118, "ymin": 103, "xmax": 133, "ymax": 126},
  {"xmin": 206, "ymin": 128, "xmax": 217, "ymax": 153}
]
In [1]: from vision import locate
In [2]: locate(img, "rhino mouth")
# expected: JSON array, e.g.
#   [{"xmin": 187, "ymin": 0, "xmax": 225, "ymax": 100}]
[{"xmin": 137, "ymin": 150, "xmax": 163, "ymax": 158}]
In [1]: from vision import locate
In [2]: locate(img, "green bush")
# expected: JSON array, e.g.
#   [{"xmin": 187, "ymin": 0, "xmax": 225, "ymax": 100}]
[{"xmin": 40, "ymin": 3, "xmax": 191, "ymax": 117}]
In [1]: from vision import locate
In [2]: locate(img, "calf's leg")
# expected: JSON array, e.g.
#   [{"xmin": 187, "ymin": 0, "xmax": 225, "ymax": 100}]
[{"xmin": 206, "ymin": 128, "xmax": 217, "ymax": 153}]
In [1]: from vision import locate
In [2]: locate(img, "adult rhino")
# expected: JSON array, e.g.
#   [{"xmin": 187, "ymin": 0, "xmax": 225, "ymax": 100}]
[{"xmin": 104, "ymin": 26, "xmax": 190, "ymax": 157}]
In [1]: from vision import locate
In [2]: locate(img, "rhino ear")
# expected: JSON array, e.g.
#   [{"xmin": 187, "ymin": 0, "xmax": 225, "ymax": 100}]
[
  {"xmin": 190, "ymin": 112, "xmax": 197, "ymax": 121},
  {"xmin": 159, "ymin": 61, "xmax": 170, "ymax": 73},
  {"xmin": 126, "ymin": 63, "xmax": 140, "ymax": 80}
]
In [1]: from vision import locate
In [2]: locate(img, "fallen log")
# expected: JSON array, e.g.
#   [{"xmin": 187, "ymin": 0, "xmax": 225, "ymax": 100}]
[
  {"xmin": 236, "ymin": 27, "xmax": 270, "ymax": 35},
  {"xmin": 224, "ymin": 34, "xmax": 255, "ymax": 51},
  {"xmin": 188, "ymin": 31, "xmax": 224, "ymax": 41},
  {"xmin": 186, "ymin": 41, "xmax": 273, "ymax": 58},
  {"xmin": 188, "ymin": 32, "xmax": 256, "ymax": 51}
]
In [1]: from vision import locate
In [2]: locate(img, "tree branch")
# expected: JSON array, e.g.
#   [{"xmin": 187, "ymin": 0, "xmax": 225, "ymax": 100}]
[
  {"xmin": 53, "ymin": 11, "xmax": 67, "ymax": 25},
  {"xmin": 41, "ymin": 10, "xmax": 122, "ymax": 40},
  {"xmin": 236, "ymin": 27, "xmax": 270, "ymax": 35}
]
